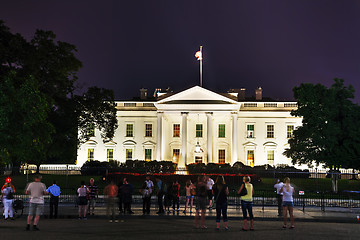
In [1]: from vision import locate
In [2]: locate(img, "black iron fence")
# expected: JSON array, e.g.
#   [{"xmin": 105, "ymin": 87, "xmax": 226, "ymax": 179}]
[{"xmin": 6, "ymin": 188, "xmax": 359, "ymax": 213}]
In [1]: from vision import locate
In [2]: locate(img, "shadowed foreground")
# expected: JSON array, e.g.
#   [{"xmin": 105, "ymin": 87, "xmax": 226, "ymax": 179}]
[{"xmin": 0, "ymin": 218, "xmax": 358, "ymax": 240}]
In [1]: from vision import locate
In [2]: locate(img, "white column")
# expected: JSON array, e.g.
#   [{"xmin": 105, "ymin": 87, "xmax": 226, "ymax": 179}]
[
  {"xmin": 231, "ymin": 112, "xmax": 238, "ymax": 165},
  {"xmin": 206, "ymin": 112, "xmax": 213, "ymax": 164},
  {"xmin": 156, "ymin": 112, "xmax": 163, "ymax": 161},
  {"xmin": 179, "ymin": 112, "xmax": 188, "ymax": 168}
]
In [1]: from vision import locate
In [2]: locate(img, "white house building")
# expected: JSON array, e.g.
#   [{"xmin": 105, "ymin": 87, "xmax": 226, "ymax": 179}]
[{"xmin": 76, "ymin": 86, "xmax": 302, "ymax": 168}]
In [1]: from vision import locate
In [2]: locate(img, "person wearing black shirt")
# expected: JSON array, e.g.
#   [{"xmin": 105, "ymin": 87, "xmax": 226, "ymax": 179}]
[{"xmin": 212, "ymin": 176, "xmax": 229, "ymax": 230}]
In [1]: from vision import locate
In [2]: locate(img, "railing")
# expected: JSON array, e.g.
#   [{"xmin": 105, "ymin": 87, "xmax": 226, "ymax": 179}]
[{"xmin": 9, "ymin": 189, "xmax": 359, "ymax": 213}]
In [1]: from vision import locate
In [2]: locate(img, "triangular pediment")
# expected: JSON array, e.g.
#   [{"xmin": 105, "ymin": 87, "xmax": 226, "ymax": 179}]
[{"xmin": 157, "ymin": 86, "xmax": 238, "ymax": 104}]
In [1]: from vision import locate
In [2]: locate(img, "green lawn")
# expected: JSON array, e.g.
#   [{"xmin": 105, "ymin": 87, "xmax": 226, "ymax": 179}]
[{"xmin": 2, "ymin": 174, "xmax": 360, "ymax": 196}]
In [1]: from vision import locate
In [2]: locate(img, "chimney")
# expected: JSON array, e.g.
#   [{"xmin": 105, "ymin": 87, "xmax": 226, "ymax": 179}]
[
  {"xmin": 228, "ymin": 88, "xmax": 246, "ymax": 101},
  {"xmin": 255, "ymin": 87, "xmax": 262, "ymax": 100},
  {"xmin": 239, "ymin": 88, "xmax": 246, "ymax": 101},
  {"xmin": 140, "ymin": 88, "xmax": 147, "ymax": 100}
]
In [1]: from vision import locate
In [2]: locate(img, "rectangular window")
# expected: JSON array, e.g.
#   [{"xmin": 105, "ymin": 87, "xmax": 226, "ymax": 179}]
[
  {"xmin": 87, "ymin": 124, "xmax": 95, "ymax": 137},
  {"xmin": 218, "ymin": 124, "xmax": 225, "ymax": 138},
  {"xmin": 173, "ymin": 124, "xmax": 180, "ymax": 137},
  {"xmin": 218, "ymin": 149, "xmax": 225, "ymax": 164},
  {"xmin": 195, "ymin": 156, "xmax": 203, "ymax": 164},
  {"xmin": 126, "ymin": 124, "xmax": 133, "ymax": 137},
  {"xmin": 247, "ymin": 150, "xmax": 254, "ymax": 167},
  {"xmin": 247, "ymin": 124, "xmax": 254, "ymax": 138},
  {"xmin": 88, "ymin": 149, "xmax": 94, "ymax": 162},
  {"xmin": 126, "ymin": 149, "xmax": 133, "ymax": 160},
  {"xmin": 107, "ymin": 149, "xmax": 113, "ymax": 162},
  {"xmin": 173, "ymin": 149, "xmax": 180, "ymax": 162},
  {"xmin": 267, "ymin": 150, "xmax": 274, "ymax": 165},
  {"xmin": 145, "ymin": 124, "xmax": 152, "ymax": 137},
  {"xmin": 196, "ymin": 124, "xmax": 203, "ymax": 138},
  {"xmin": 267, "ymin": 125, "xmax": 274, "ymax": 138},
  {"xmin": 287, "ymin": 125, "xmax": 294, "ymax": 138},
  {"xmin": 145, "ymin": 149, "xmax": 152, "ymax": 161}
]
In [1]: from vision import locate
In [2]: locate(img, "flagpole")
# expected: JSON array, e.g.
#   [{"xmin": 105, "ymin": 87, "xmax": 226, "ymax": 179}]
[{"xmin": 200, "ymin": 46, "xmax": 203, "ymax": 87}]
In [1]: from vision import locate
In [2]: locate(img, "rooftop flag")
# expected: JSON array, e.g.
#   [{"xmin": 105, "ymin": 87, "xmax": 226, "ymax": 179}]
[{"xmin": 195, "ymin": 50, "xmax": 202, "ymax": 60}]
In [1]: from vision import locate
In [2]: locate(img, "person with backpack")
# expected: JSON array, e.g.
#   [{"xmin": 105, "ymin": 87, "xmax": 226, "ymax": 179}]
[
  {"xmin": 238, "ymin": 176, "xmax": 254, "ymax": 231},
  {"xmin": 2, "ymin": 182, "xmax": 15, "ymax": 220},
  {"xmin": 194, "ymin": 175, "xmax": 207, "ymax": 229},
  {"xmin": 213, "ymin": 176, "xmax": 229, "ymax": 230}
]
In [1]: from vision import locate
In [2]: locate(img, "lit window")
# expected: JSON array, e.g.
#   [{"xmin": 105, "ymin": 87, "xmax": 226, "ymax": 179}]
[
  {"xmin": 88, "ymin": 149, "xmax": 94, "ymax": 161},
  {"xmin": 145, "ymin": 124, "xmax": 152, "ymax": 137},
  {"xmin": 126, "ymin": 124, "xmax": 133, "ymax": 137},
  {"xmin": 247, "ymin": 125, "xmax": 254, "ymax": 138},
  {"xmin": 267, "ymin": 150, "xmax": 274, "ymax": 165},
  {"xmin": 173, "ymin": 124, "xmax": 180, "ymax": 137},
  {"xmin": 218, "ymin": 124, "xmax": 225, "ymax": 138},
  {"xmin": 145, "ymin": 149, "xmax": 152, "ymax": 161},
  {"xmin": 218, "ymin": 149, "xmax": 225, "ymax": 164},
  {"xmin": 107, "ymin": 149, "xmax": 113, "ymax": 162},
  {"xmin": 287, "ymin": 125, "xmax": 294, "ymax": 138},
  {"xmin": 173, "ymin": 149, "xmax": 180, "ymax": 162},
  {"xmin": 267, "ymin": 125, "xmax": 274, "ymax": 138},
  {"xmin": 126, "ymin": 149, "xmax": 132, "ymax": 160},
  {"xmin": 247, "ymin": 150, "xmax": 254, "ymax": 167},
  {"xmin": 196, "ymin": 124, "xmax": 203, "ymax": 138}
]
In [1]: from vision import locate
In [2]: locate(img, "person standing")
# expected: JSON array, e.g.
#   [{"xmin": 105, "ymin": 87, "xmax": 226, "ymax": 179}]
[
  {"xmin": 25, "ymin": 175, "xmax": 47, "ymax": 231},
  {"xmin": 155, "ymin": 177, "xmax": 165, "ymax": 214},
  {"xmin": 238, "ymin": 176, "xmax": 254, "ymax": 231},
  {"xmin": 280, "ymin": 177, "xmax": 295, "ymax": 229},
  {"xmin": 206, "ymin": 176, "xmax": 215, "ymax": 210},
  {"xmin": 184, "ymin": 180, "xmax": 195, "ymax": 213},
  {"xmin": 46, "ymin": 180, "xmax": 61, "ymax": 219},
  {"xmin": 274, "ymin": 179, "xmax": 284, "ymax": 216},
  {"xmin": 104, "ymin": 181, "xmax": 118, "ymax": 223},
  {"xmin": 77, "ymin": 181, "xmax": 89, "ymax": 220},
  {"xmin": 2, "ymin": 182, "xmax": 15, "ymax": 220},
  {"xmin": 87, "ymin": 178, "xmax": 98, "ymax": 216},
  {"xmin": 141, "ymin": 175, "xmax": 154, "ymax": 214},
  {"xmin": 2, "ymin": 177, "xmax": 15, "ymax": 218},
  {"xmin": 120, "ymin": 178, "xmax": 134, "ymax": 214},
  {"xmin": 194, "ymin": 175, "xmax": 207, "ymax": 229},
  {"xmin": 172, "ymin": 180, "xmax": 180, "ymax": 212},
  {"xmin": 213, "ymin": 176, "xmax": 229, "ymax": 230}
]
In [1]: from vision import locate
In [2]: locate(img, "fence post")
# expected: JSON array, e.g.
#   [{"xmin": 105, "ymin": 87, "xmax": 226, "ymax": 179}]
[
  {"xmin": 262, "ymin": 191, "xmax": 265, "ymax": 212},
  {"xmin": 321, "ymin": 192, "xmax": 325, "ymax": 212},
  {"xmin": 302, "ymin": 195, "xmax": 305, "ymax": 212}
]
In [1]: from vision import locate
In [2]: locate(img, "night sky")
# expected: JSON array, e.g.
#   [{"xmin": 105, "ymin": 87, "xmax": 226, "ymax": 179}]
[{"xmin": 2, "ymin": 0, "xmax": 360, "ymax": 102}]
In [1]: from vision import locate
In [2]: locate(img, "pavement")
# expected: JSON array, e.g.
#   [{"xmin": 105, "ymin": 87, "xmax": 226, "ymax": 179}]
[{"xmin": 1, "ymin": 203, "xmax": 360, "ymax": 239}]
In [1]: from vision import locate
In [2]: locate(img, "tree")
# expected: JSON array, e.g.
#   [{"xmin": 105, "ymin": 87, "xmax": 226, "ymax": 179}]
[
  {"xmin": 0, "ymin": 21, "xmax": 118, "ymax": 168},
  {"xmin": 284, "ymin": 79, "xmax": 360, "ymax": 192}
]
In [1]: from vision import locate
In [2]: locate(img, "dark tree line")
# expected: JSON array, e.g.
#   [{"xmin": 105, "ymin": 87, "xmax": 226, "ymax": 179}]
[{"xmin": 0, "ymin": 21, "xmax": 117, "ymax": 169}]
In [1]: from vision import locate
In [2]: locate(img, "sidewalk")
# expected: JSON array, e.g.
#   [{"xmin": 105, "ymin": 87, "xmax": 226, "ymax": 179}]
[{"xmin": 31, "ymin": 204, "xmax": 360, "ymax": 224}]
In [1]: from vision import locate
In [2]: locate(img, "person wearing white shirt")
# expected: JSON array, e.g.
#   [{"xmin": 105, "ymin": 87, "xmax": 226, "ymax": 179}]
[
  {"xmin": 274, "ymin": 179, "xmax": 284, "ymax": 216},
  {"xmin": 206, "ymin": 176, "xmax": 215, "ymax": 209}
]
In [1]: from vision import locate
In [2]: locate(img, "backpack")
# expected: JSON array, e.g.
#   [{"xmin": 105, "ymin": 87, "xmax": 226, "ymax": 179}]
[
  {"xmin": 7, "ymin": 189, "xmax": 14, "ymax": 199},
  {"xmin": 238, "ymin": 183, "xmax": 247, "ymax": 196}
]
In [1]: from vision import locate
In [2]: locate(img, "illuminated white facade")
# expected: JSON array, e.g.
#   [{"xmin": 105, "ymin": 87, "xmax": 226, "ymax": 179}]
[{"xmin": 76, "ymin": 86, "xmax": 302, "ymax": 168}]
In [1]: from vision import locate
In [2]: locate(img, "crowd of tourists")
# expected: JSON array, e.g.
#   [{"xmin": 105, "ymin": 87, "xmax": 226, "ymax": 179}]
[{"xmin": 0, "ymin": 174, "xmax": 295, "ymax": 231}]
